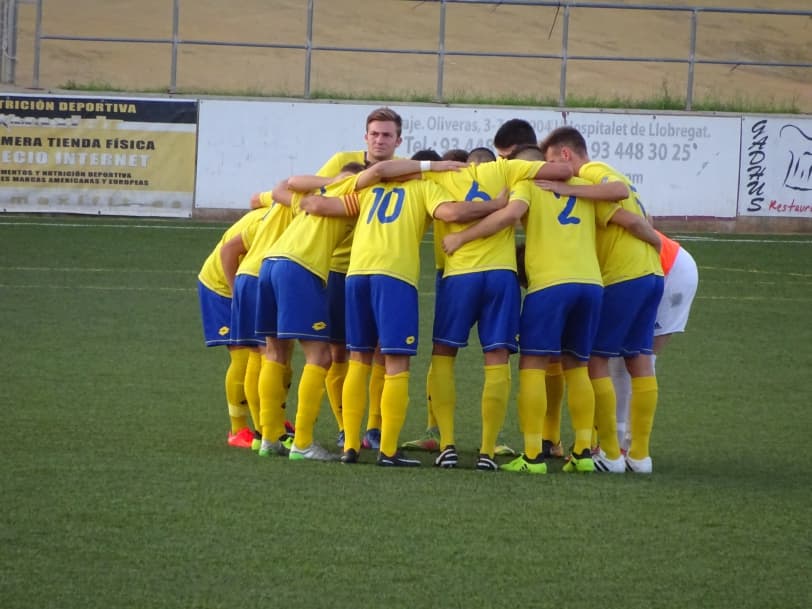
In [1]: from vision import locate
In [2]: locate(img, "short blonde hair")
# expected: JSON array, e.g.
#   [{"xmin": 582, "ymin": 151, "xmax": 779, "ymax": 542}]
[{"xmin": 366, "ymin": 107, "xmax": 403, "ymax": 136}]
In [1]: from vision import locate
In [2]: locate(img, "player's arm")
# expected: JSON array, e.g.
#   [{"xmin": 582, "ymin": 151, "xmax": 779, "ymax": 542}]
[
  {"xmin": 220, "ymin": 234, "xmax": 248, "ymax": 290},
  {"xmin": 251, "ymin": 189, "xmax": 278, "ymax": 208},
  {"xmin": 299, "ymin": 192, "xmax": 361, "ymax": 218},
  {"xmin": 286, "ymin": 175, "xmax": 334, "ymax": 192},
  {"xmin": 533, "ymin": 161, "xmax": 573, "ymax": 182},
  {"xmin": 442, "ymin": 198, "xmax": 529, "ymax": 255},
  {"xmin": 268, "ymin": 180, "xmax": 298, "ymax": 207},
  {"xmin": 354, "ymin": 159, "xmax": 466, "ymax": 190},
  {"xmin": 534, "ymin": 179, "xmax": 629, "ymax": 201},
  {"xmin": 609, "ymin": 208, "xmax": 662, "ymax": 252},
  {"xmin": 433, "ymin": 188, "xmax": 509, "ymax": 223}
]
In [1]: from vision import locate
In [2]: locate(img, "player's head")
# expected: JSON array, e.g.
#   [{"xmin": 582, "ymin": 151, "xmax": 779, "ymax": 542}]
[
  {"xmin": 411, "ymin": 149, "xmax": 442, "ymax": 161},
  {"xmin": 365, "ymin": 107, "xmax": 403, "ymax": 164},
  {"xmin": 539, "ymin": 126, "xmax": 589, "ymax": 171},
  {"xmin": 329, "ymin": 161, "xmax": 366, "ymax": 183},
  {"xmin": 509, "ymin": 144, "xmax": 544, "ymax": 162},
  {"xmin": 467, "ymin": 147, "xmax": 496, "ymax": 164},
  {"xmin": 493, "ymin": 119, "xmax": 537, "ymax": 159},
  {"xmin": 442, "ymin": 148, "xmax": 469, "ymax": 162}
]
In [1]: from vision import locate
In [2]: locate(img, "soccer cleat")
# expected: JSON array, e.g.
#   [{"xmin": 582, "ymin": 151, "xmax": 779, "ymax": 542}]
[
  {"xmin": 475, "ymin": 454, "xmax": 499, "ymax": 471},
  {"xmin": 494, "ymin": 443, "xmax": 517, "ymax": 457},
  {"xmin": 336, "ymin": 430, "xmax": 345, "ymax": 449},
  {"xmin": 562, "ymin": 449, "xmax": 596, "ymax": 473},
  {"xmin": 541, "ymin": 439, "xmax": 564, "ymax": 459},
  {"xmin": 377, "ymin": 451, "xmax": 421, "ymax": 467},
  {"xmin": 227, "ymin": 427, "xmax": 255, "ymax": 449},
  {"xmin": 434, "ymin": 445, "xmax": 458, "ymax": 468},
  {"xmin": 341, "ymin": 448, "xmax": 359, "ymax": 464},
  {"xmin": 251, "ymin": 430, "xmax": 262, "ymax": 451},
  {"xmin": 362, "ymin": 428, "xmax": 381, "ymax": 450},
  {"xmin": 258, "ymin": 435, "xmax": 294, "ymax": 457},
  {"xmin": 500, "ymin": 454, "xmax": 547, "ymax": 474},
  {"xmin": 289, "ymin": 442, "xmax": 340, "ymax": 462},
  {"xmin": 284, "ymin": 420, "xmax": 296, "ymax": 438},
  {"xmin": 625, "ymin": 454, "xmax": 653, "ymax": 474},
  {"xmin": 593, "ymin": 450, "xmax": 626, "ymax": 473},
  {"xmin": 400, "ymin": 428, "xmax": 440, "ymax": 452}
]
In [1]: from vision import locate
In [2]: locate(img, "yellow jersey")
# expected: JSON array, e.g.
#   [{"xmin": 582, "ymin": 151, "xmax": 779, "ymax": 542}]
[
  {"xmin": 198, "ymin": 207, "xmax": 267, "ymax": 296},
  {"xmin": 579, "ymin": 161, "xmax": 663, "ymax": 286},
  {"xmin": 426, "ymin": 158, "xmax": 544, "ymax": 277}
]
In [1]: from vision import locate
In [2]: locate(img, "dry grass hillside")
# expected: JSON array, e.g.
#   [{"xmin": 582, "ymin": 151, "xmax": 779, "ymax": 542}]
[{"xmin": 8, "ymin": 0, "xmax": 812, "ymax": 112}]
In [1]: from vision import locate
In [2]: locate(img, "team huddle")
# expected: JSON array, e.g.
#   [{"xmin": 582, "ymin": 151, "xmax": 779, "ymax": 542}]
[{"xmin": 197, "ymin": 107, "xmax": 698, "ymax": 474}]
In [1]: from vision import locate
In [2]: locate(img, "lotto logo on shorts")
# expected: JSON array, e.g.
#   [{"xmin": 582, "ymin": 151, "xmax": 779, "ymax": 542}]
[
  {"xmin": 405, "ymin": 336, "xmax": 415, "ymax": 345},
  {"xmin": 218, "ymin": 326, "xmax": 229, "ymax": 336},
  {"xmin": 312, "ymin": 321, "xmax": 327, "ymax": 331}
]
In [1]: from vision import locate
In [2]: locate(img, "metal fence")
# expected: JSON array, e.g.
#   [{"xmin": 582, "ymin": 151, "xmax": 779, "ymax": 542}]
[{"xmin": 7, "ymin": 0, "xmax": 812, "ymax": 110}]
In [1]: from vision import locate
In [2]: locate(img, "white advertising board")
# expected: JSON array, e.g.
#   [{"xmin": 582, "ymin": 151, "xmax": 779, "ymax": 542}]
[
  {"xmin": 195, "ymin": 100, "xmax": 741, "ymax": 217},
  {"xmin": 738, "ymin": 116, "xmax": 812, "ymax": 218}
]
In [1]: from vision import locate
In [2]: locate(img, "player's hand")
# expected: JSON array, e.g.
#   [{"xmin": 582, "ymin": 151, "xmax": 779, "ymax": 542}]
[
  {"xmin": 431, "ymin": 160, "xmax": 468, "ymax": 172},
  {"xmin": 534, "ymin": 179, "xmax": 571, "ymax": 195},
  {"xmin": 250, "ymin": 193, "xmax": 262, "ymax": 208},
  {"xmin": 442, "ymin": 233, "xmax": 464, "ymax": 255},
  {"xmin": 494, "ymin": 188, "xmax": 509, "ymax": 208}
]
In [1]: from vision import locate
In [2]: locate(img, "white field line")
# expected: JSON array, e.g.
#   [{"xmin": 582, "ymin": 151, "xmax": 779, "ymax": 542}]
[{"xmin": 1, "ymin": 220, "xmax": 812, "ymax": 245}]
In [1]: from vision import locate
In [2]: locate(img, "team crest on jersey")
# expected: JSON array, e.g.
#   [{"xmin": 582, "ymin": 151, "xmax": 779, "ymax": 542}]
[
  {"xmin": 218, "ymin": 326, "xmax": 230, "ymax": 336},
  {"xmin": 312, "ymin": 321, "xmax": 327, "ymax": 331},
  {"xmin": 405, "ymin": 336, "xmax": 415, "ymax": 345}
]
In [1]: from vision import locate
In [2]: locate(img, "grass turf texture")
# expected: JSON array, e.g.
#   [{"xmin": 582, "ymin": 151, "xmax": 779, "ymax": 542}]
[{"xmin": 1, "ymin": 216, "xmax": 810, "ymax": 609}]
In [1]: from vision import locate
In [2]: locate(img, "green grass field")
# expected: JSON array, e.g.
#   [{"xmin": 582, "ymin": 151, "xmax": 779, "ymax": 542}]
[{"xmin": 1, "ymin": 215, "xmax": 810, "ymax": 609}]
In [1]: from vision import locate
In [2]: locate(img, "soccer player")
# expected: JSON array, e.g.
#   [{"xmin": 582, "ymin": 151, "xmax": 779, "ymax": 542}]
[
  {"xmin": 399, "ymin": 148, "xmax": 573, "ymax": 470},
  {"xmin": 611, "ymin": 231, "xmax": 698, "ymax": 452},
  {"xmin": 493, "ymin": 118, "xmax": 538, "ymax": 158},
  {"xmin": 259, "ymin": 158, "xmax": 465, "ymax": 462},
  {"xmin": 443, "ymin": 145, "xmax": 660, "ymax": 473},
  {"xmin": 297, "ymin": 158, "xmax": 507, "ymax": 466},
  {"xmin": 220, "ymin": 196, "xmax": 296, "ymax": 453},
  {"xmin": 539, "ymin": 126, "xmax": 663, "ymax": 473},
  {"xmin": 197, "ymin": 206, "xmax": 268, "ymax": 448},
  {"xmin": 316, "ymin": 107, "xmax": 405, "ymax": 452}
]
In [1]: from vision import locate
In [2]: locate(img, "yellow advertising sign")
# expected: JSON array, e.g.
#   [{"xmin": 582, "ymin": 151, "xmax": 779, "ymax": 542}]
[{"xmin": 0, "ymin": 95, "xmax": 198, "ymax": 217}]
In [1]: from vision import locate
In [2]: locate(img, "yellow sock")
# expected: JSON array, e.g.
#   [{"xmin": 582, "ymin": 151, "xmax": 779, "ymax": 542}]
[
  {"xmin": 225, "ymin": 348, "xmax": 250, "ymax": 432},
  {"xmin": 518, "ymin": 368, "xmax": 546, "ymax": 459},
  {"xmin": 292, "ymin": 364, "xmax": 328, "ymax": 449},
  {"xmin": 428, "ymin": 355, "xmax": 456, "ymax": 448},
  {"xmin": 325, "ymin": 360, "xmax": 348, "ymax": 431},
  {"xmin": 342, "ymin": 361, "xmax": 370, "ymax": 452},
  {"xmin": 543, "ymin": 362, "xmax": 564, "ymax": 444},
  {"xmin": 367, "ymin": 363, "xmax": 385, "ymax": 431},
  {"xmin": 258, "ymin": 359, "xmax": 288, "ymax": 441},
  {"xmin": 563, "ymin": 367, "xmax": 595, "ymax": 455},
  {"xmin": 380, "ymin": 371, "xmax": 410, "ymax": 456},
  {"xmin": 425, "ymin": 364, "xmax": 438, "ymax": 430},
  {"xmin": 629, "ymin": 375, "xmax": 659, "ymax": 460},
  {"xmin": 480, "ymin": 364, "xmax": 511, "ymax": 458},
  {"xmin": 244, "ymin": 351, "xmax": 262, "ymax": 431},
  {"xmin": 592, "ymin": 376, "xmax": 621, "ymax": 460}
]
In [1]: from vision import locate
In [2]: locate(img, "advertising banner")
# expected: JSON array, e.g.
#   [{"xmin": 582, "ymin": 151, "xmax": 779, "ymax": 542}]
[
  {"xmin": 0, "ymin": 94, "xmax": 197, "ymax": 217},
  {"xmin": 196, "ymin": 100, "xmax": 739, "ymax": 218},
  {"xmin": 738, "ymin": 116, "xmax": 812, "ymax": 218}
]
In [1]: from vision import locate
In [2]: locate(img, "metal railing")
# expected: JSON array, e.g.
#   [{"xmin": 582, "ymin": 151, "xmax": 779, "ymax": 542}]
[{"xmin": 15, "ymin": 0, "xmax": 812, "ymax": 110}]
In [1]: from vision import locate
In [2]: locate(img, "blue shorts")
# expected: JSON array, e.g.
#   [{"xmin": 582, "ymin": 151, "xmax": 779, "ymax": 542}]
[
  {"xmin": 520, "ymin": 282, "xmax": 603, "ymax": 360},
  {"xmin": 345, "ymin": 274, "xmax": 419, "ymax": 355},
  {"xmin": 230, "ymin": 274, "xmax": 264, "ymax": 347},
  {"xmin": 592, "ymin": 274, "xmax": 665, "ymax": 357},
  {"xmin": 255, "ymin": 258, "xmax": 331, "ymax": 342},
  {"xmin": 197, "ymin": 281, "xmax": 232, "ymax": 347},
  {"xmin": 327, "ymin": 271, "xmax": 346, "ymax": 344},
  {"xmin": 434, "ymin": 270, "xmax": 520, "ymax": 353}
]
